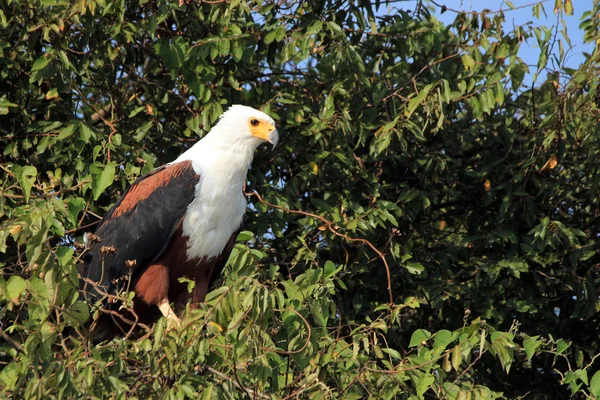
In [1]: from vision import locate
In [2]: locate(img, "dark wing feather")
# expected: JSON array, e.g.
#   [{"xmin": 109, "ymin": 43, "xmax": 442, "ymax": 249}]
[{"xmin": 79, "ymin": 160, "xmax": 199, "ymax": 303}]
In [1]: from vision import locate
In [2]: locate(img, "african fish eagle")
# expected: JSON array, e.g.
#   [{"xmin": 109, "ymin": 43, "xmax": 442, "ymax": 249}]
[{"xmin": 80, "ymin": 105, "xmax": 278, "ymax": 332}]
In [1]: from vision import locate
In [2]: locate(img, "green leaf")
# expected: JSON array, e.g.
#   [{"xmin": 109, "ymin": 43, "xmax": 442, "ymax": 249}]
[
  {"xmin": 462, "ymin": 54, "xmax": 475, "ymax": 71},
  {"xmin": 29, "ymin": 277, "xmax": 49, "ymax": 300},
  {"xmin": 491, "ymin": 332, "xmax": 515, "ymax": 373},
  {"xmin": 451, "ymin": 345, "xmax": 462, "ymax": 371},
  {"xmin": 205, "ymin": 286, "xmax": 230, "ymax": 304},
  {"xmin": 90, "ymin": 162, "xmax": 116, "ymax": 200},
  {"xmin": 523, "ymin": 336, "xmax": 541, "ymax": 360},
  {"xmin": 404, "ymin": 261, "xmax": 424, "ymax": 275},
  {"xmin": 128, "ymin": 106, "xmax": 145, "ymax": 118},
  {"xmin": 494, "ymin": 81, "xmax": 505, "ymax": 105},
  {"xmin": 79, "ymin": 124, "xmax": 94, "ymax": 143},
  {"xmin": 0, "ymin": 95, "xmax": 18, "ymax": 115},
  {"xmin": 405, "ymin": 84, "xmax": 433, "ymax": 119},
  {"xmin": 381, "ymin": 347, "xmax": 402, "ymax": 360},
  {"xmin": 323, "ymin": 260, "xmax": 342, "ymax": 278},
  {"xmin": 556, "ymin": 339, "xmax": 571, "ymax": 354},
  {"xmin": 7, "ymin": 275, "xmax": 27, "ymax": 301},
  {"xmin": 264, "ymin": 30, "xmax": 277, "ymax": 44},
  {"xmin": 236, "ymin": 231, "xmax": 254, "ymax": 241},
  {"xmin": 433, "ymin": 330, "xmax": 454, "ymax": 352},
  {"xmin": 416, "ymin": 373, "xmax": 435, "ymax": 397},
  {"xmin": 13, "ymin": 165, "xmax": 37, "ymax": 202},
  {"xmin": 57, "ymin": 124, "xmax": 76, "ymax": 140},
  {"xmin": 31, "ymin": 56, "xmax": 50, "ymax": 73},
  {"xmin": 307, "ymin": 20, "xmax": 323, "ymax": 34},
  {"xmin": 590, "ymin": 371, "xmax": 600, "ymax": 396},
  {"xmin": 58, "ymin": 50, "xmax": 70, "ymax": 70},
  {"xmin": 564, "ymin": 0, "xmax": 573, "ymax": 15},
  {"xmin": 218, "ymin": 39, "xmax": 230, "ymax": 54},
  {"xmin": 55, "ymin": 246, "xmax": 74, "ymax": 267},
  {"xmin": 441, "ymin": 79, "xmax": 451, "ymax": 103},
  {"xmin": 0, "ymin": 10, "xmax": 7, "ymax": 29},
  {"xmin": 227, "ymin": 310, "xmax": 246, "ymax": 332},
  {"xmin": 574, "ymin": 369, "xmax": 588, "ymax": 386},
  {"xmin": 327, "ymin": 21, "xmax": 342, "ymax": 34},
  {"xmin": 153, "ymin": 317, "xmax": 165, "ymax": 351},
  {"xmin": 41, "ymin": 321, "xmax": 57, "ymax": 342},
  {"xmin": 409, "ymin": 329, "xmax": 431, "ymax": 347},
  {"xmin": 134, "ymin": 121, "xmax": 153, "ymax": 142}
]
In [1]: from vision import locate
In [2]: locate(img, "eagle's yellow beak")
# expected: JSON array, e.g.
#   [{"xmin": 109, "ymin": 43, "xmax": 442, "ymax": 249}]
[{"xmin": 250, "ymin": 119, "xmax": 279, "ymax": 149}]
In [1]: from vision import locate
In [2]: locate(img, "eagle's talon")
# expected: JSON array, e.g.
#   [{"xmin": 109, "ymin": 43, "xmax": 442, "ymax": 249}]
[{"xmin": 159, "ymin": 300, "xmax": 181, "ymax": 330}]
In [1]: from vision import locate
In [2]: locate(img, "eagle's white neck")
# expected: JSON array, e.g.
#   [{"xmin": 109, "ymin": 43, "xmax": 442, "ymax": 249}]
[{"xmin": 172, "ymin": 126, "xmax": 260, "ymax": 261}]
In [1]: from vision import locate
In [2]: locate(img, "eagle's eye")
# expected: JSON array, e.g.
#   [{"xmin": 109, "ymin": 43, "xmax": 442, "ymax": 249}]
[{"xmin": 250, "ymin": 119, "xmax": 260, "ymax": 126}]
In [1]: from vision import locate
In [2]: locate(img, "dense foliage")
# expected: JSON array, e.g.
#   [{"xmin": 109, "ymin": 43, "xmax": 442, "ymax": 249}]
[{"xmin": 2, "ymin": 0, "xmax": 600, "ymax": 397}]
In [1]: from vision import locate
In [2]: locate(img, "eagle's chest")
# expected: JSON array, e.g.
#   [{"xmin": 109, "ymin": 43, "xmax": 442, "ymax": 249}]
[{"xmin": 181, "ymin": 172, "xmax": 246, "ymax": 261}]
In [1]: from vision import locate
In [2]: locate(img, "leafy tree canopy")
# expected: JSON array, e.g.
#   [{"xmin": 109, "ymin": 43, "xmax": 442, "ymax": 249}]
[{"xmin": 1, "ymin": 0, "xmax": 600, "ymax": 398}]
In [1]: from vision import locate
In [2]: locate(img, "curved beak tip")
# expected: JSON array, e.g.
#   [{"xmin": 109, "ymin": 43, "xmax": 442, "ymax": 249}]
[{"xmin": 268, "ymin": 130, "xmax": 279, "ymax": 149}]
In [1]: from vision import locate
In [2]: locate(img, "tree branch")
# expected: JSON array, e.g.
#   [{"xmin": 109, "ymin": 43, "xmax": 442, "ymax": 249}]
[{"xmin": 245, "ymin": 190, "xmax": 395, "ymax": 305}]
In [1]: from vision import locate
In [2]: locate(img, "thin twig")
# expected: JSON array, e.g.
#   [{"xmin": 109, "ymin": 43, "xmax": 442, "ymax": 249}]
[
  {"xmin": 0, "ymin": 327, "xmax": 25, "ymax": 353},
  {"xmin": 0, "ymin": 180, "xmax": 91, "ymax": 201},
  {"xmin": 65, "ymin": 221, "xmax": 101, "ymax": 235}
]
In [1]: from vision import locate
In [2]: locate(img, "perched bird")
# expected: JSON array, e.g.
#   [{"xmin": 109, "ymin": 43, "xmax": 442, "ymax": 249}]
[{"xmin": 80, "ymin": 105, "xmax": 278, "ymax": 334}]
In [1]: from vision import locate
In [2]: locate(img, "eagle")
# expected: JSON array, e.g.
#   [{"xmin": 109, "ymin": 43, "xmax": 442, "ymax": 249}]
[{"xmin": 80, "ymin": 105, "xmax": 278, "ymax": 334}]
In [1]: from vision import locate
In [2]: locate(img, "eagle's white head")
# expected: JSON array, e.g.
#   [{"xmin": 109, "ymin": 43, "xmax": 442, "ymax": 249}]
[
  {"xmin": 174, "ymin": 104, "xmax": 279, "ymax": 167},
  {"xmin": 214, "ymin": 104, "xmax": 279, "ymax": 149}
]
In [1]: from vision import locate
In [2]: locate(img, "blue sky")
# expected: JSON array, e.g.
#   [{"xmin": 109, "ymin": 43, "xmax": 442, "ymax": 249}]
[{"xmin": 399, "ymin": 0, "xmax": 594, "ymax": 85}]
